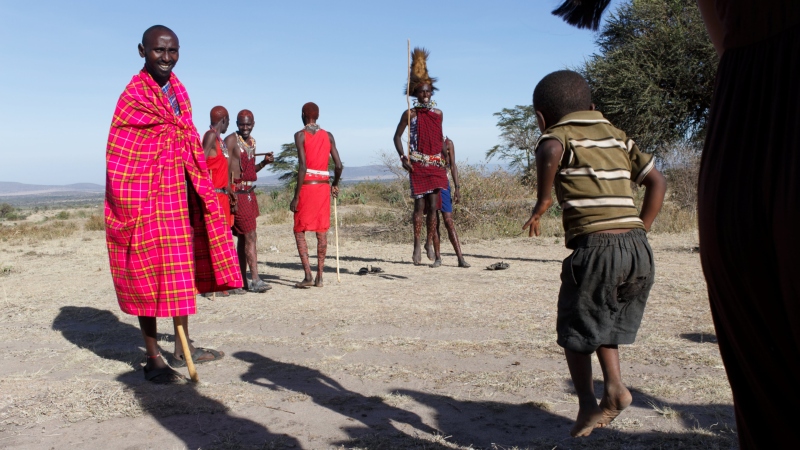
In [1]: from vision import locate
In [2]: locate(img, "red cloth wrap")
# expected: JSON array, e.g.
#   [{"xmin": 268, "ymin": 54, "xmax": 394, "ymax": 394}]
[
  {"xmin": 233, "ymin": 149, "xmax": 259, "ymax": 235},
  {"xmin": 206, "ymin": 139, "xmax": 233, "ymax": 227},
  {"xmin": 409, "ymin": 109, "xmax": 448, "ymax": 196},
  {"xmin": 294, "ymin": 129, "xmax": 331, "ymax": 232}
]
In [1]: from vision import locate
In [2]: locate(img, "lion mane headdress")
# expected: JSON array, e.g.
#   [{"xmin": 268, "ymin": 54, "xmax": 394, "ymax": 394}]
[{"xmin": 405, "ymin": 47, "xmax": 438, "ymax": 96}]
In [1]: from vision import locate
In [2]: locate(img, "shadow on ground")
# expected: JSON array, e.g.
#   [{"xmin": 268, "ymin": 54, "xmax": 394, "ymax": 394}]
[
  {"xmin": 52, "ymin": 306, "xmax": 301, "ymax": 449},
  {"xmin": 233, "ymin": 351, "xmax": 737, "ymax": 449}
]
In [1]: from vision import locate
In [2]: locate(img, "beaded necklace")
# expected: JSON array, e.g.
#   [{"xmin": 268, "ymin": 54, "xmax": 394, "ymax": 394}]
[{"xmin": 236, "ymin": 133, "xmax": 256, "ymax": 158}]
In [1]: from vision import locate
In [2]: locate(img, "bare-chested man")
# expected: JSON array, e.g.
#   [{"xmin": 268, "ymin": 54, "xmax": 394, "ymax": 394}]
[{"xmin": 225, "ymin": 110, "xmax": 274, "ymax": 293}]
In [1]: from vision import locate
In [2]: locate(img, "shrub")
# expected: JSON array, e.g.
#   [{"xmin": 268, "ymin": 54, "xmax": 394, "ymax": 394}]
[{"xmin": 85, "ymin": 214, "xmax": 105, "ymax": 231}]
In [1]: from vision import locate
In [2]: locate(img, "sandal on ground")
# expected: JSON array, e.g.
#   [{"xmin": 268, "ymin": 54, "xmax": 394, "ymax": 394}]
[
  {"xmin": 248, "ymin": 279, "xmax": 272, "ymax": 293},
  {"xmin": 144, "ymin": 365, "xmax": 186, "ymax": 384},
  {"xmin": 228, "ymin": 288, "xmax": 246, "ymax": 295},
  {"xmin": 370, "ymin": 266, "xmax": 384, "ymax": 273},
  {"xmin": 357, "ymin": 267, "xmax": 370, "ymax": 275},
  {"xmin": 486, "ymin": 261, "xmax": 509, "ymax": 270},
  {"xmin": 169, "ymin": 347, "xmax": 225, "ymax": 367}
]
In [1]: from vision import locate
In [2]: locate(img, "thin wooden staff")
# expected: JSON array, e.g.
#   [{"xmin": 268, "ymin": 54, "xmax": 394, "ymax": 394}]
[
  {"xmin": 334, "ymin": 196, "xmax": 340, "ymax": 283},
  {"xmin": 406, "ymin": 39, "xmax": 411, "ymax": 158},
  {"xmin": 254, "ymin": 153, "xmax": 273, "ymax": 157},
  {"xmin": 175, "ymin": 323, "xmax": 198, "ymax": 383}
]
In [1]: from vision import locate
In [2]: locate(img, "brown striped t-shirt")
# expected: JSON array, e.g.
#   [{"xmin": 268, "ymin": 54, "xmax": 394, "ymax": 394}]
[{"xmin": 536, "ymin": 111, "xmax": 655, "ymax": 248}]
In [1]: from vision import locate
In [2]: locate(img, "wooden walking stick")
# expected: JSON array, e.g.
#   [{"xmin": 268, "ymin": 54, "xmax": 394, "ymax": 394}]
[
  {"xmin": 334, "ymin": 196, "xmax": 340, "ymax": 283},
  {"xmin": 175, "ymin": 323, "xmax": 199, "ymax": 383},
  {"xmin": 406, "ymin": 39, "xmax": 411, "ymax": 159}
]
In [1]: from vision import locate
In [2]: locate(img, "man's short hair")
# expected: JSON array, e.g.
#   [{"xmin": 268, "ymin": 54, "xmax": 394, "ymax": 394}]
[
  {"xmin": 210, "ymin": 106, "xmax": 228, "ymax": 124},
  {"xmin": 237, "ymin": 109, "xmax": 254, "ymax": 122},
  {"xmin": 141, "ymin": 25, "xmax": 175, "ymax": 47},
  {"xmin": 533, "ymin": 70, "xmax": 592, "ymax": 126},
  {"xmin": 302, "ymin": 102, "xmax": 319, "ymax": 120}
]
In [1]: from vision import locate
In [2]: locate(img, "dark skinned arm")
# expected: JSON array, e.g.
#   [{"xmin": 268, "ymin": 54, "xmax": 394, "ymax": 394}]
[
  {"xmin": 446, "ymin": 139, "xmax": 462, "ymax": 204},
  {"xmin": 392, "ymin": 110, "xmax": 414, "ymax": 172},
  {"xmin": 328, "ymin": 132, "xmax": 344, "ymax": 198},
  {"xmin": 202, "ymin": 130, "xmax": 217, "ymax": 159},
  {"xmin": 225, "ymin": 134, "xmax": 241, "ymax": 181},
  {"xmin": 697, "ymin": 0, "xmax": 725, "ymax": 57},
  {"xmin": 289, "ymin": 131, "xmax": 306, "ymax": 213},
  {"xmin": 639, "ymin": 167, "xmax": 667, "ymax": 232},
  {"xmin": 254, "ymin": 150, "xmax": 274, "ymax": 173},
  {"xmin": 523, "ymin": 139, "xmax": 562, "ymax": 237}
]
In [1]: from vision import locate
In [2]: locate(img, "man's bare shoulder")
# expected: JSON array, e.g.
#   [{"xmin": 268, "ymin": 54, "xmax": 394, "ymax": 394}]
[
  {"xmin": 536, "ymin": 138, "xmax": 563, "ymax": 158},
  {"xmin": 432, "ymin": 108, "xmax": 443, "ymax": 115}
]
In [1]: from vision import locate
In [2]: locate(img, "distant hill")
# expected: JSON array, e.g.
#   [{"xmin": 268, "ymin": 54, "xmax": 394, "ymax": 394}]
[{"xmin": 0, "ymin": 182, "xmax": 105, "ymax": 197}]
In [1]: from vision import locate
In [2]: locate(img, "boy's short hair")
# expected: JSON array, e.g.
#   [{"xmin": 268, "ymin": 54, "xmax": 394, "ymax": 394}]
[{"xmin": 533, "ymin": 70, "xmax": 593, "ymax": 127}]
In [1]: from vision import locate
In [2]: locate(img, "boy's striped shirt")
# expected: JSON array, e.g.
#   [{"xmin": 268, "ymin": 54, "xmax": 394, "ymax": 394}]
[{"xmin": 536, "ymin": 111, "xmax": 655, "ymax": 248}]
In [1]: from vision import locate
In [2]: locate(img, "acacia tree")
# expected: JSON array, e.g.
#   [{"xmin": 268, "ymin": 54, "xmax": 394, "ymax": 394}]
[
  {"xmin": 579, "ymin": 0, "xmax": 717, "ymax": 154},
  {"xmin": 485, "ymin": 104, "xmax": 541, "ymax": 184}
]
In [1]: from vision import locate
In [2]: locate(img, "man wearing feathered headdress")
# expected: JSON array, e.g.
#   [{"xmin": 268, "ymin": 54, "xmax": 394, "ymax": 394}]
[{"xmin": 393, "ymin": 47, "xmax": 450, "ymax": 266}]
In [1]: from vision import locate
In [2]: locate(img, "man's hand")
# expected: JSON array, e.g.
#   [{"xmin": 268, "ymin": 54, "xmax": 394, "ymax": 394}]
[
  {"xmin": 289, "ymin": 197, "xmax": 299, "ymax": 213},
  {"xmin": 331, "ymin": 185, "xmax": 340, "ymax": 198},
  {"xmin": 452, "ymin": 187, "xmax": 460, "ymax": 204},
  {"xmin": 400, "ymin": 156, "xmax": 413, "ymax": 173},
  {"xmin": 261, "ymin": 152, "xmax": 274, "ymax": 165},
  {"xmin": 523, "ymin": 212, "xmax": 543, "ymax": 237}
]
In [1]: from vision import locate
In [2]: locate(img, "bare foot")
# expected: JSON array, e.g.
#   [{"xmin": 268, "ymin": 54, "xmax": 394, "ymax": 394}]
[
  {"xmin": 295, "ymin": 278, "xmax": 314, "ymax": 288},
  {"xmin": 431, "ymin": 259, "xmax": 442, "ymax": 268},
  {"xmin": 458, "ymin": 259, "xmax": 471, "ymax": 268},
  {"xmin": 571, "ymin": 403, "xmax": 605, "ymax": 437},
  {"xmin": 425, "ymin": 243, "xmax": 435, "ymax": 261},
  {"xmin": 314, "ymin": 276, "xmax": 323, "ymax": 287},
  {"xmin": 597, "ymin": 385, "xmax": 632, "ymax": 427},
  {"xmin": 412, "ymin": 245, "xmax": 422, "ymax": 265}
]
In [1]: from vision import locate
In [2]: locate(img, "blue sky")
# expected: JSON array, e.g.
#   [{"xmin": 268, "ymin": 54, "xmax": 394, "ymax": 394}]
[{"xmin": 0, "ymin": 0, "xmax": 619, "ymax": 185}]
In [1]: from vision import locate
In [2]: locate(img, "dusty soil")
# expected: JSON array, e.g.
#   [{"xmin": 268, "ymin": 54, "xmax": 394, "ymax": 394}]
[{"xmin": 0, "ymin": 214, "xmax": 736, "ymax": 449}]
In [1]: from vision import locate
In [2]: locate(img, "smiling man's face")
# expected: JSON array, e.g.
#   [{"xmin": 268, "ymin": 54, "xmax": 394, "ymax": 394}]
[{"xmin": 138, "ymin": 29, "xmax": 179, "ymax": 86}]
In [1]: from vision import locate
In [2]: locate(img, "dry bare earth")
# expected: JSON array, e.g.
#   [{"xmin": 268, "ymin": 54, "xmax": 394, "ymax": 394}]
[{"xmin": 0, "ymin": 210, "xmax": 735, "ymax": 449}]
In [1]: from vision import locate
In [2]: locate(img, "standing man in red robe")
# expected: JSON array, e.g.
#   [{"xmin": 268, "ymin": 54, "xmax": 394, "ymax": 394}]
[
  {"xmin": 105, "ymin": 26, "xmax": 239, "ymax": 383},
  {"xmin": 201, "ymin": 106, "xmax": 235, "ymax": 298},
  {"xmin": 393, "ymin": 48, "xmax": 449, "ymax": 266},
  {"xmin": 225, "ymin": 110, "xmax": 273, "ymax": 293},
  {"xmin": 289, "ymin": 102, "xmax": 343, "ymax": 288}
]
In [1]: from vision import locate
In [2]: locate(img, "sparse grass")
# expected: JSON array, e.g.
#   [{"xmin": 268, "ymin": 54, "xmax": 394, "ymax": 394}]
[
  {"xmin": 54, "ymin": 210, "xmax": 70, "ymax": 220},
  {"xmin": 0, "ymin": 203, "xmax": 27, "ymax": 221},
  {"xmin": 0, "ymin": 220, "xmax": 77, "ymax": 242},
  {"xmin": 84, "ymin": 214, "xmax": 105, "ymax": 231}
]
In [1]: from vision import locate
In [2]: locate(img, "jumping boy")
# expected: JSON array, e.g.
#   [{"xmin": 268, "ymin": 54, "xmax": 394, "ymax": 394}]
[{"xmin": 524, "ymin": 70, "xmax": 666, "ymax": 437}]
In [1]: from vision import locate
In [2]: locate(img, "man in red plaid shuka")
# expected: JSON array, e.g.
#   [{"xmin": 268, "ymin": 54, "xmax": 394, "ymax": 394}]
[
  {"xmin": 225, "ymin": 110, "xmax": 274, "ymax": 293},
  {"xmin": 393, "ymin": 48, "xmax": 449, "ymax": 266},
  {"xmin": 105, "ymin": 26, "xmax": 241, "ymax": 384}
]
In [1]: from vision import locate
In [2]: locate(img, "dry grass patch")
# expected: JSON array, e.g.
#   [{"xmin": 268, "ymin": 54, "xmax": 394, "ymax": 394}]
[
  {"xmin": 0, "ymin": 220, "xmax": 77, "ymax": 243},
  {"xmin": 84, "ymin": 214, "xmax": 105, "ymax": 231}
]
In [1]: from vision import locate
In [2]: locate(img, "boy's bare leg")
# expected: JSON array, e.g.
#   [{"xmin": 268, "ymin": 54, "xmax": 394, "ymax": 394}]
[
  {"xmin": 412, "ymin": 198, "xmax": 424, "ymax": 265},
  {"xmin": 314, "ymin": 231, "xmax": 327, "ymax": 287},
  {"xmin": 565, "ymin": 348, "xmax": 604, "ymax": 437},
  {"xmin": 294, "ymin": 231, "xmax": 314, "ymax": 287},
  {"xmin": 595, "ymin": 345, "xmax": 632, "ymax": 426}
]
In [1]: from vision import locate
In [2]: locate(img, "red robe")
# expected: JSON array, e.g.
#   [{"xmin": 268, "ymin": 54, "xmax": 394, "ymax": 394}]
[{"xmin": 294, "ymin": 129, "xmax": 331, "ymax": 233}]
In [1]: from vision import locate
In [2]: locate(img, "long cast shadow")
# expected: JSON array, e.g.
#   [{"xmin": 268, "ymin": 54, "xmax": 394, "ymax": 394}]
[
  {"xmin": 462, "ymin": 252, "xmax": 562, "ymax": 264},
  {"xmin": 52, "ymin": 306, "xmax": 300, "ymax": 449},
  {"xmin": 387, "ymin": 387, "xmax": 736, "ymax": 448},
  {"xmin": 233, "ymin": 351, "xmax": 439, "ymax": 441}
]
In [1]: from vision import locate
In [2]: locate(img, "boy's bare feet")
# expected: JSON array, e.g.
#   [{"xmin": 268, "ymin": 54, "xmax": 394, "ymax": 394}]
[
  {"xmin": 314, "ymin": 276, "xmax": 323, "ymax": 287},
  {"xmin": 571, "ymin": 400, "xmax": 605, "ymax": 437},
  {"xmin": 596, "ymin": 384, "xmax": 632, "ymax": 427}
]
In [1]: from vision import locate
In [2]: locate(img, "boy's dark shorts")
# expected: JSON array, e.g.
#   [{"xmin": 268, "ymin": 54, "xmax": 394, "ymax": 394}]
[{"xmin": 557, "ymin": 229, "xmax": 655, "ymax": 353}]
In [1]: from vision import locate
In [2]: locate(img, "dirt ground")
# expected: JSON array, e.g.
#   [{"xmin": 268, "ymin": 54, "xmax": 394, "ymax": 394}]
[{"xmin": 0, "ymin": 213, "xmax": 736, "ymax": 449}]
